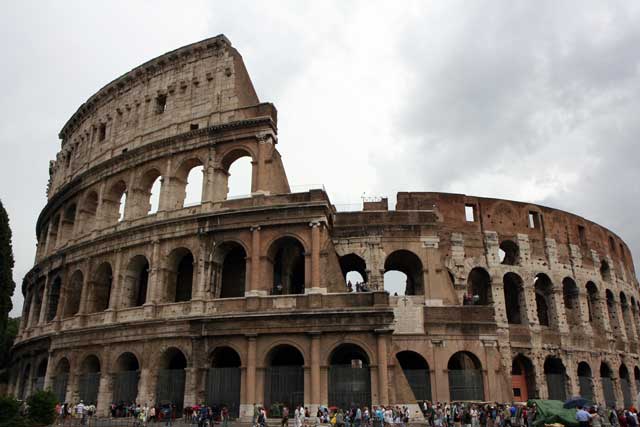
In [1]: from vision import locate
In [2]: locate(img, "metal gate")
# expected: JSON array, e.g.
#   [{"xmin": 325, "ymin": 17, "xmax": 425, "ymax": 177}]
[
  {"xmin": 34, "ymin": 376, "xmax": 45, "ymax": 392},
  {"xmin": 448, "ymin": 370, "xmax": 484, "ymax": 401},
  {"xmin": 265, "ymin": 366, "xmax": 304, "ymax": 412},
  {"xmin": 601, "ymin": 377, "xmax": 616, "ymax": 408},
  {"xmin": 546, "ymin": 374, "xmax": 566, "ymax": 401},
  {"xmin": 53, "ymin": 374, "xmax": 68, "ymax": 403},
  {"xmin": 156, "ymin": 369, "xmax": 186, "ymax": 413},
  {"xmin": 113, "ymin": 371, "xmax": 140, "ymax": 404},
  {"xmin": 578, "ymin": 376, "xmax": 594, "ymax": 403},
  {"xmin": 402, "ymin": 368, "xmax": 432, "ymax": 401},
  {"xmin": 620, "ymin": 378, "xmax": 632, "ymax": 408},
  {"xmin": 206, "ymin": 368, "xmax": 240, "ymax": 418},
  {"xmin": 328, "ymin": 365, "xmax": 371, "ymax": 410},
  {"xmin": 78, "ymin": 372, "xmax": 101, "ymax": 405}
]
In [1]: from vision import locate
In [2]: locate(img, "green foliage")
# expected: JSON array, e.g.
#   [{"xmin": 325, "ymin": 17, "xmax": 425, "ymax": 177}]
[
  {"xmin": 0, "ymin": 395, "xmax": 29, "ymax": 427},
  {"xmin": 26, "ymin": 389, "xmax": 57, "ymax": 426},
  {"xmin": 0, "ymin": 199, "xmax": 16, "ymax": 336}
]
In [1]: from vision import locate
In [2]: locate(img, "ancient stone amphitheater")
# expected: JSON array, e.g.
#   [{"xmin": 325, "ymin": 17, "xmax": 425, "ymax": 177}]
[{"xmin": 9, "ymin": 35, "xmax": 640, "ymax": 418}]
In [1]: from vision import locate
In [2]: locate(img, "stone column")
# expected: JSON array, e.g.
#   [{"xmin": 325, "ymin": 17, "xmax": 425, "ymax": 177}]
[
  {"xmin": 247, "ymin": 226, "xmax": 262, "ymax": 296},
  {"xmin": 310, "ymin": 332, "xmax": 321, "ymax": 413},
  {"xmin": 241, "ymin": 334, "xmax": 258, "ymax": 420},
  {"xmin": 137, "ymin": 367, "xmax": 155, "ymax": 408},
  {"xmin": 309, "ymin": 222, "xmax": 322, "ymax": 292},
  {"xmin": 184, "ymin": 367, "xmax": 198, "ymax": 408},
  {"xmin": 376, "ymin": 331, "xmax": 389, "ymax": 406},
  {"xmin": 43, "ymin": 353, "xmax": 54, "ymax": 391},
  {"xmin": 97, "ymin": 373, "xmax": 112, "ymax": 417},
  {"xmin": 106, "ymin": 249, "xmax": 123, "ymax": 318}
]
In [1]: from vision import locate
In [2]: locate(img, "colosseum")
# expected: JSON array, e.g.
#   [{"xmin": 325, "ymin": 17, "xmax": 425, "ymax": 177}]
[{"xmin": 8, "ymin": 35, "xmax": 640, "ymax": 418}]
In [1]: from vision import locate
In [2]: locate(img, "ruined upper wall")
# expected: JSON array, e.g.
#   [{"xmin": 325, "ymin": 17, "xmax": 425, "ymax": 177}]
[{"xmin": 47, "ymin": 35, "xmax": 270, "ymax": 199}]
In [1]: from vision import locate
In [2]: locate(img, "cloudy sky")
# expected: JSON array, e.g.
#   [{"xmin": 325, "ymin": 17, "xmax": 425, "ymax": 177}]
[{"xmin": 1, "ymin": 1, "xmax": 639, "ymax": 315}]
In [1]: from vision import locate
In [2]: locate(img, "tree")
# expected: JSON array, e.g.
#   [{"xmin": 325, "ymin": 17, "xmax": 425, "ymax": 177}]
[
  {"xmin": 0, "ymin": 199, "xmax": 15, "ymax": 336},
  {"xmin": 27, "ymin": 390, "xmax": 57, "ymax": 426}
]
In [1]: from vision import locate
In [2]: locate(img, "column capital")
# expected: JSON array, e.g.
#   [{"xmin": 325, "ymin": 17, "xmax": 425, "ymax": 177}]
[
  {"xmin": 245, "ymin": 333, "xmax": 258, "ymax": 340},
  {"xmin": 250, "ymin": 225, "xmax": 261, "ymax": 232},
  {"xmin": 307, "ymin": 331, "xmax": 322, "ymax": 337}
]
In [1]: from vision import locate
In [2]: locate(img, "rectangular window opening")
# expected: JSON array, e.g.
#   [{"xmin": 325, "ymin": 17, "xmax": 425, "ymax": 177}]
[
  {"xmin": 528, "ymin": 211, "xmax": 541, "ymax": 229},
  {"xmin": 578, "ymin": 225, "xmax": 587, "ymax": 246},
  {"xmin": 609, "ymin": 236, "xmax": 616, "ymax": 253},
  {"xmin": 465, "ymin": 204, "xmax": 476, "ymax": 222},
  {"xmin": 190, "ymin": 123, "xmax": 199, "ymax": 131},
  {"xmin": 98, "ymin": 123, "xmax": 106, "ymax": 142},
  {"xmin": 156, "ymin": 94, "xmax": 167, "ymax": 114}
]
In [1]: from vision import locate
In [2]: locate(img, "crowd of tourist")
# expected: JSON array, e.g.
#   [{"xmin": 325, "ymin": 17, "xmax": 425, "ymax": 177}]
[{"xmin": 347, "ymin": 280, "xmax": 370, "ymax": 293}]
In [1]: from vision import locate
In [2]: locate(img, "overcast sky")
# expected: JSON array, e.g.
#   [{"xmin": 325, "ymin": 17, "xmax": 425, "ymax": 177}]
[{"xmin": 1, "ymin": 1, "xmax": 639, "ymax": 316}]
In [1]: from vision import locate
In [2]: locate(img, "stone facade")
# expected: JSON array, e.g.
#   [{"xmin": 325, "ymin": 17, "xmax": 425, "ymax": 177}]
[{"xmin": 9, "ymin": 35, "xmax": 640, "ymax": 417}]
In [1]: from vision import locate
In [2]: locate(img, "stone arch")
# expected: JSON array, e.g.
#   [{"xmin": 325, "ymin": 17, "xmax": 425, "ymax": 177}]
[
  {"xmin": 78, "ymin": 190, "xmax": 98, "ymax": 234},
  {"xmin": 34, "ymin": 358, "xmax": 48, "ymax": 392},
  {"xmin": 264, "ymin": 344, "xmax": 305, "ymax": 411},
  {"xmin": 136, "ymin": 168, "xmax": 163, "ymax": 216},
  {"xmin": 562, "ymin": 277, "xmax": 581, "ymax": 327},
  {"xmin": 384, "ymin": 249, "xmax": 424, "ymax": 296},
  {"xmin": 113, "ymin": 352, "xmax": 140, "ymax": 404},
  {"xmin": 78, "ymin": 355, "xmax": 101, "ymax": 405},
  {"xmin": 267, "ymin": 236, "xmax": 306, "ymax": 295},
  {"xmin": 503, "ymin": 272, "xmax": 526, "ymax": 324},
  {"xmin": 156, "ymin": 347, "xmax": 188, "ymax": 412},
  {"xmin": 544, "ymin": 356, "xmax": 567, "ymax": 401},
  {"xmin": 600, "ymin": 361, "xmax": 616, "ymax": 408},
  {"xmin": 212, "ymin": 241, "xmax": 247, "ymax": 298},
  {"xmin": 87, "ymin": 262, "xmax": 113, "ymax": 313},
  {"xmin": 396, "ymin": 350, "xmax": 432, "ymax": 402},
  {"xmin": 586, "ymin": 281, "xmax": 603, "ymax": 329},
  {"xmin": 577, "ymin": 361, "xmax": 594, "ymax": 402},
  {"xmin": 328, "ymin": 343, "xmax": 372, "ymax": 410},
  {"xmin": 339, "ymin": 253, "xmax": 368, "ymax": 290},
  {"xmin": 52, "ymin": 358, "xmax": 70, "ymax": 403},
  {"xmin": 447, "ymin": 351, "xmax": 484, "ymax": 401},
  {"xmin": 103, "ymin": 179, "xmax": 127, "ymax": 224},
  {"xmin": 499, "ymin": 240, "xmax": 520, "ymax": 265},
  {"xmin": 601, "ymin": 259, "xmax": 612, "ymax": 282},
  {"xmin": 220, "ymin": 147, "xmax": 255, "ymax": 199},
  {"xmin": 467, "ymin": 267, "xmax": 491, "ymax": 305},
  {"xmin": 63, "ymin": 270, "xmax": 84, "ymax": 318},
  {"xmin": 534, "ymin": 273, "xmax": 556, "ymax": 328},
  {"xmin": 60, "ymin": 203, "xmax": 77, "ymax": 243},
  {"xmin": 207, "ymin": 346, "xmax": 242, "ymax": 417},
  {"xmin": 46, "ymin": 276, "xmax": 62, "ymax": 322},
  {"xmin": 175, "ymin": 157, "xmax": 205, "ymax": 207},
  {"xmin": 511, "ymin": 354, "xmax": 536, "ymax": 402},
  {"xmin": 121, "ymin": 255, "xmax": 150, "ymax": 308},
  {"xmin": 166, "ymin": 247, "xmax": 194, "ymax": 302}
]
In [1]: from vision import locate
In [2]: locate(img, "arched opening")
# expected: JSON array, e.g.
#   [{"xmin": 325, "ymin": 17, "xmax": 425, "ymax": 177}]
[
  {"xmin": 30, "ymin": 283, "xmax": 44, "ymax": 327},
  {"xmin": 511, "ymin": 355, "xmax": 536, "ymax": 402},
  {"xmin": 467, "ymin": 267, "xmax": 491, "ymax": 305},
  {"xmin": 79, "ymin": 191, "xmax": 98, "ymax": 234},
  {"xmin": 600, "ymin": 260, "xmax": 611, "ymax": 282},
  {"xmin": 156, "ymin": 347, "xmax": 187, "ymax": 414},
  {"xmin": 34, "ymin": 359, "xmax": 47, "ymax": 392},
  {"xmin": 87, "ymin": 262, "xmax": 113, "ymax": 313},
  {"xmin": 499, "ymin": 240, "xmax": 519, "ymax": 265},
  {"xmin": 396, "ymin": 351, "xmax": 431, "ymax": 402},
  {"xmin": 178, "ymin": 159, "xmax": 204, "ymax": 207},
  {"xmin": 448, "ymin": 351, "xmax": 484, "ymax": 401},
  {"xmin": 586, "ymin": 282, "xmax": 601, "ymax": 327},
  {"xmin": 140, "ymin": 169, "xmax": 162, "ymax": 216},
  {"xmin": 78, "ymin": 355, "xmax": 101, "ymax": 405},
  {"xmin": 600, "ymin": 362, "xmax": 616, "ymax": 408},
  {"xmin": 223, "ymin": 151, "xmax": 253, "ymax": 199},
  {"xmin": 52, "ymin": 358, "xmax": 70, "ymax": 403},
  {"xmin": 47, "ymin": 214, "xmax": 60, "ymax": 249},
  {"xmin": 544, "ymin": 357, "xmax": 567, "ymax": 401},
  {"xmin": 619, "ymin": 364, "xmax": 632, "ymax": 408},
  {"xmin": 329, "ymin": 344, "xmax": 371, "ymax": 410},
  {"xmin": 268, "ymin": 237, "xmax": 305, "ymax": 295},
  {"xmin": 634, "ymin": 367, "xmax": 640, "ymax": 398},
  {"xmin": 207, "ymin": 347, "xmax": 241, "ymax": 418},
  {"xmin": 503, "ymin": 273, "xmax": 525, "ymax": 324},
  {"xmin": 60, "ymin": 204, "xmax": 77, "ymax": 243},
  {"xmin": 104, "ymin": 180, "xmax": 127, "ymax": 224},
  {"xmin": 212, "ymin": 242, "xmax": 247, "ymax": 298},
  {"xmin": 167, "ymin": 248, "xmax": 194, "ymax": 302},
  {"xmin": 113, "ymin": 352, "xmax": 140, "ymax": 405},
  {"xmin": 265, "ymin": 345, "xmax": 305, "ymax": 414},
  {"xmin": 384, "ymin": 250, "xmax": 424, "ymax": 296},
  {"xmin": 534, "ymin": 273, "xmax": 555, "ymax": 328},
  {"xmin": 63, "ymin": 270, "xmax": 83, "ymax": 318},
  {"xmin": 606, "ymin": 290, "xmax": 620, "ymax": 334},
  {"xmin": 339, "ymin": 253, "xmax": 368, "ymax": 292},
  {"xmin": 577, "ymin": 362, "xmax": 594, "ymax": 403},
  {"xmin": 19, "ymin": 364, "xmax": 31, "ymax": 400},
  {"xmin": 620, "ymin": 292, "xmax": 634, "ymax": 341},
  {"xmin": 122, "ymin": 255, "xmax": 149, "ymax": 308},
  {"xmin": 46, "ymin": 277, "xmax": 61, "ymax": 322},
  {"xmin": 562, "ymin": 278, "xmax": 581, "ymax": 327}
]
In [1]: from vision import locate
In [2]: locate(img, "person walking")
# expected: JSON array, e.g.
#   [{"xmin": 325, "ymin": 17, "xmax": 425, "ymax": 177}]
[{"xmin": 282, "ymin": 405, "xmax": 290, "ymax": 427}]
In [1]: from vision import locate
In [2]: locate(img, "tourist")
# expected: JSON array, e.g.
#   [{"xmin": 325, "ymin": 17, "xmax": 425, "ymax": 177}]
[
  {"xmin": 76, "ymin": 400, "xmax": 86, "ymax": 425},
  {"xmin": 282, "ymin": 405, "xmax": 290, "ymax": 427},
  {"xmin": 222, "ymin": 405, "xmax": 230, "ymax": 427}
]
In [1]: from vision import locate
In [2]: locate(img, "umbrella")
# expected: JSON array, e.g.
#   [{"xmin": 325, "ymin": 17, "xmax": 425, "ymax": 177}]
[{"xmin": 564, "ymin": 396, "xmax": 589, "ymax": 409}]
